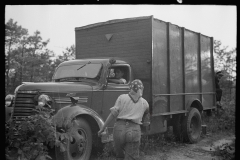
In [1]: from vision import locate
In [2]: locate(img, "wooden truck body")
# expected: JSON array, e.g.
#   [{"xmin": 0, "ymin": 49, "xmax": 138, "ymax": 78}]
[{"xmin": 75, "ymin": 15, "xmax": 216, "ymax": 135}]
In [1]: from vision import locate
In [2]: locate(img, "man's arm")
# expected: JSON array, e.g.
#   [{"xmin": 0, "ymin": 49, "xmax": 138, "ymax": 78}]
[
  {"xmin": 142, "ymin": 108, "xmax": 150, "ymax": 126},
  {"xmin": 98, "ymin": 112, "xmax": 116, "ymax": 136},
  {"xmin": 108, "ymin": 79, "xmax": 125, "ymax": 84}
]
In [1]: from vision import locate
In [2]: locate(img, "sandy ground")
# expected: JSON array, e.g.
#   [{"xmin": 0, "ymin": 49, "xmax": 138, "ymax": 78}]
[
  {"xmin": 89, "ymin": 131, "xmax": 235, "ymax": 160},
  {"xmin": 139, "ymin": 132, "xmax": 235, "ymax": 160},
  {"xmin": 49, "ymin": 131, "xmax": 235, "ymax": 160}
]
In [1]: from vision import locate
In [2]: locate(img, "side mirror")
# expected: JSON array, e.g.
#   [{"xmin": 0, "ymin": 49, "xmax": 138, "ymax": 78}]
[
  {"xmin": 102, "ymin": 84, "xmax": 107, "ymax": 90},
  {"xmin": 109, "ymin": 58, "xmax": 116, "ymax": 64}
]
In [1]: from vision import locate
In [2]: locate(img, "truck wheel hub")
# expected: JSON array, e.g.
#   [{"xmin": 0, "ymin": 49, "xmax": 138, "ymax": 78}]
[
  {"xmin": 77, "ymin": 137, "xmax": 86, "ymax": 153},
  {"xmin": 69, "ymin": 129, "xmax": 87, "ymax": 158}
]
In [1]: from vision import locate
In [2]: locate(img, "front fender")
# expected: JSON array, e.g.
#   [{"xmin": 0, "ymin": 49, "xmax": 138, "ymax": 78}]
[{"xmin": 53, "ymin": 104, "xmax": 104, "ymax": 129}]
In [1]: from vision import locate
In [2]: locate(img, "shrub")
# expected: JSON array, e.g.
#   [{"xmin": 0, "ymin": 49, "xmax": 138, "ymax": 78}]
[
  {"xmin": 5, "ymin": 108, "xmax": 70, "ymax": 160},
  {"xmin": 202, "ymin": 98, "xmax": 235, "ymax": 134}
]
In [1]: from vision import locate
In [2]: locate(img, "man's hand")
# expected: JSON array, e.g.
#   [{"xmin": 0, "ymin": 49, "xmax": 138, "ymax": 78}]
[
  {"xmin": 98, "ymin": 113, "xmax": 115, "ymax": 137},
  {"xmin": 98, "ymin": 128, "xmax": 105, "ymax": 137}
]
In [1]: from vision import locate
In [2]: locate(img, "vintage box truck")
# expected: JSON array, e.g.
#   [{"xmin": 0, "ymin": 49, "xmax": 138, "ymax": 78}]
[{"xmin": 6, "ymin": 16, "xmax": 216, "ymax": 160}]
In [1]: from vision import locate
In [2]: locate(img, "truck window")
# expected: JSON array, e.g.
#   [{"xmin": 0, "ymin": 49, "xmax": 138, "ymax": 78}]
[
  {"xmin": 53, "ymin": 63, "xmax": 102, "ymax": 81},
  {"xmin": 108, "ymin": 66, "xmax": 129, "ymax": 84}
]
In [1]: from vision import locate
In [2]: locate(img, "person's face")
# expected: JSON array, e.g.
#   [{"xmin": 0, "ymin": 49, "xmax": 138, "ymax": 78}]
[
  {"xmin": 130, "ymin": 87, "xmax": 144, "ymax": 97},
  {"xmin": 115, "ymin": 69, "xmax": 124, "ymax": 79},
  {"xmin": 217, "ymin": 74, "xmax": 223, "ymax": 79},
  {"xmin": 137, "ymin": 88, "xmax": 144, "ymax": 97}
]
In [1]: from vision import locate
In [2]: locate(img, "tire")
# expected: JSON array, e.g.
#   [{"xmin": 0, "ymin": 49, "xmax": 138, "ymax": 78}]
[
  {"xmin": 56, "ymin": 118, "xmax": 92, "ymax": 160},
  {"xmin": 182, "ymin": 108, "xmax": 202, "ymax": 143}
]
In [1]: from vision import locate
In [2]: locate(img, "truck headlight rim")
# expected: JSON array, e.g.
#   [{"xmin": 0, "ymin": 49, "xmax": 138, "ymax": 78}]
[{"xmin": 5, "ymin": 94, "xmax": 14, "ymax": 107}]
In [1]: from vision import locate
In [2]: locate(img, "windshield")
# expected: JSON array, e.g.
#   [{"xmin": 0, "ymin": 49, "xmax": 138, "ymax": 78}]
[{"xmin": 53, "ymin": 63, "xmax": 102, "ymax": 80}]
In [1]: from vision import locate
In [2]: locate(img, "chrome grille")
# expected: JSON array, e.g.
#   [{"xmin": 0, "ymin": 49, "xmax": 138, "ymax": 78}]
[{"xmin": 12, "ymin": 92, "xmax": 37, "ymax": 120}]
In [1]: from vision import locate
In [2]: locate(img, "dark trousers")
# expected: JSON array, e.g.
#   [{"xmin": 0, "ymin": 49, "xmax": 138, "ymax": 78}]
[
  {"xmin": 216, "ymin": 88, "xmax": 222, "ymax": 102},
  {"xmin": 113, "ymin": 120, "xmax": 141, "ymax": 160}
]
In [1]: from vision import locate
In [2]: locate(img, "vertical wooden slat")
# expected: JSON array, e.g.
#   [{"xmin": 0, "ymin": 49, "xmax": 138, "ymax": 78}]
[
  {"xmin": 150, "ymin": 16, "xmax": 154, "ymax": 113},
  {"xmin": 182, "ymin": 27, "xmax": 186, "ymax": 110},
  {"xmin": 210, "ymin": 37, "xmax": 216, "ymax": 106},
  {"xmin": 167, "ymin": 22, "xmax": 170, "ymax": 112},
  {"xmin": 198, "ymin": 33, "xmax": 203, "ymax": 103}
]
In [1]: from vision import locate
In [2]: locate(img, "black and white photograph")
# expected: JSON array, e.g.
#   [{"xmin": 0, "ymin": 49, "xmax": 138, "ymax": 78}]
[{"xmin": 5, "ymin": 5, "xmax": 236, "ymax": 160}]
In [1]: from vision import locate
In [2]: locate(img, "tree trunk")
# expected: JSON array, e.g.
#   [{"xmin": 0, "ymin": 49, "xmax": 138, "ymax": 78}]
[
  {"xmin": 30, "ymin": 63, "xmax": 34, "ymax": 82},
  {"xmin": 10, "ymin": 72, "xmax": 17, "ymax": 93},
  {"xmin": 6, "ymin": 40, "xmax": 12, "ymax": 95},
  {"xmin": 30, "ymin": 49, "xmax": 36, "ymax": 82},
  {"xmin": 20, "ymin": 47, "xmax": 24, "ymax": 83},
  {"xmin": 230, "ymin": 87, "xmax": 231, "ymax": 100}
]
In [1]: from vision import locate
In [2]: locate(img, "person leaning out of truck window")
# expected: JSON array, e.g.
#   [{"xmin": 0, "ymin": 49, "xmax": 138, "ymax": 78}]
[
  {"xmin": 108, "ymin": 68, "xmax": 127, "ymax": 84},
  {"xmin": 98, "ymin": 79, "xmax": 150, "ymax": 160}
]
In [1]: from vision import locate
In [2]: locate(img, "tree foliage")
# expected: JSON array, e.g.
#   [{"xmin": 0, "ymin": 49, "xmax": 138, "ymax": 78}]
[
  {"xmin": 214, "ymin": 40, "xmax": 236, "ymax": 80},
  {"xmin": 5, "ymin": 19, "xmax": 75, "ymax": 95},
  {"xmin": 213, "ymin": 40, "xmax": 236, "ymax": 101},
  {"xmin": 5, "ymin": 19, "xmax": 29, "ymax": 95}
]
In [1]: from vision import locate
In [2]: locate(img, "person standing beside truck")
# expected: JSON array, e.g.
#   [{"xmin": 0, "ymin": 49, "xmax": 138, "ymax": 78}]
[
  {"xmin": 215, "ymin": 71, "xmax": 224, "ymax": 107},
  {"xmin": 98, "ymin": 79, "xmax": 150, "ymax": 160},
  {"xmin": 108, "ymin": 68, "xmax": 127, "ymax": 84}
]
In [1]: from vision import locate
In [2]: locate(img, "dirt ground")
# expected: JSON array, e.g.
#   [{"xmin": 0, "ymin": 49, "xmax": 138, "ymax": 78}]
[
  {"xmin": 140, "ymin": 132, "xmax": 235, "ymax": 160},
  {"xmin": 48, "ymin": 130, "xmax": 235, "ymax": 160},
  {"xmin": 91, "ymin": 131, "xmax": 235, "ymax": 160}
]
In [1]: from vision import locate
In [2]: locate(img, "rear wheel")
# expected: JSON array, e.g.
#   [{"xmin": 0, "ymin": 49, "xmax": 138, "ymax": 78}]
[
  {"xmin": 56, "ymin": 118, "xmax": 92, "ymax": 160},
  {"xmin": 182, "ymin": 108, "xmax": 202, "ymax": 143}
]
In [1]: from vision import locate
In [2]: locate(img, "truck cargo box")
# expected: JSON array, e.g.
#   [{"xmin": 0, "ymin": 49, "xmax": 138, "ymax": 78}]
[{"xmin": 75, "ymin": 16, "xmax": 215, "ymax": 115}]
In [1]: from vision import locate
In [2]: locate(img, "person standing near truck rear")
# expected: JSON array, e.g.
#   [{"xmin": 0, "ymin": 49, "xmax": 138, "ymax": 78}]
[
  {"xmin": 215, "ymin": 71, "xmax": 224, "ymax": 107},
  {"xmin": 98, "ymin": 79, "xmax": 150, "ymax": 160}
]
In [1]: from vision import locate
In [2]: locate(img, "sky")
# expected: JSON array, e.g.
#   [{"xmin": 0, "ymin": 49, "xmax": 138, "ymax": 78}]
[{"xmin": 5, "ymin": 5, "xmax": 236, "ymax": 57}]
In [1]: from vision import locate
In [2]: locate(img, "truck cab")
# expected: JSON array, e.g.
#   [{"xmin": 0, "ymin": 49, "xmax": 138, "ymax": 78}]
[{"xmin": 7, "ymin": 58, "xmax": 134, "ymax": 160}]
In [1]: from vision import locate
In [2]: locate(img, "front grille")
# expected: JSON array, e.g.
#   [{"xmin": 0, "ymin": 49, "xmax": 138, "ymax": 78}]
[{"xmin": 12, "ymin": 92, "xmax": 37, "ymax": 120}]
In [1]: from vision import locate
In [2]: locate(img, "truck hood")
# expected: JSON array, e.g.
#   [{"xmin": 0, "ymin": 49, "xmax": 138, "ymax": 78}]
[{"xmin": 18, "ymin": 82, "xmax": 93, "ymax": 92}]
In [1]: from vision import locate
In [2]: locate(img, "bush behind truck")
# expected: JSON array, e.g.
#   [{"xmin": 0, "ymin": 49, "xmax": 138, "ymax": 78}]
[{"xmin": 6, "ymin": 16, "xmax": 216, "ymax": 160}]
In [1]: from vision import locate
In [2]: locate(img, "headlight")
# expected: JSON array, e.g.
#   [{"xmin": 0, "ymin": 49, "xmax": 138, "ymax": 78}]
[
  {"xmin": 5, "ymin": 94, "xmax": 14, "ymax": 107},
  {"xmin": 37, "ymin": 94, "xmax": 52, "ymax": 108}
]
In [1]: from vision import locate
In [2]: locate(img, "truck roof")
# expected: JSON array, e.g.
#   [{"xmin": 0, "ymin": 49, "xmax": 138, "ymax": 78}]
[
  {"xmin": 75, "ymin": 15, "xmax": 211, "ymax": 38},
  {"xmin": 59, "ymin": 58, "xmax": 128, "ymax": 67},
  {"xmin": 75, "ymin": 15, "xmax": 153, "ymax": 31}
]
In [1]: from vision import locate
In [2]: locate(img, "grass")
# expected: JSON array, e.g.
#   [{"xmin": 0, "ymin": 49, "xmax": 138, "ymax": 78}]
[{"xmin": 202, "ymin": 96, "xmax": 235, "ymax": 160}]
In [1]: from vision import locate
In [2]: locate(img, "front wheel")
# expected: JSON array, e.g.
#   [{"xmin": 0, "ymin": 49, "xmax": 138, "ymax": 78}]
[
  {"xmin": 182, "ymin": 108, "xmax": 202, "ymax": 143},
  {"xmin": 56, "ymin": 118, "xmax": 92, "ymax": 160}
]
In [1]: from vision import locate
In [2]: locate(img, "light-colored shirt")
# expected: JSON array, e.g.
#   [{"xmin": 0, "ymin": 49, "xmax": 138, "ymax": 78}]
[{"xmin": 110, "ymin": 94, "xmax": 149, "ymax": 124}]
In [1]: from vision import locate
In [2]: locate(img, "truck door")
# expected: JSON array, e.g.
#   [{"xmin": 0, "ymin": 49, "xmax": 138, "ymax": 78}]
[{"xmin": 101, "ymin": 65, "xmax": 130, "ymax": 126}]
